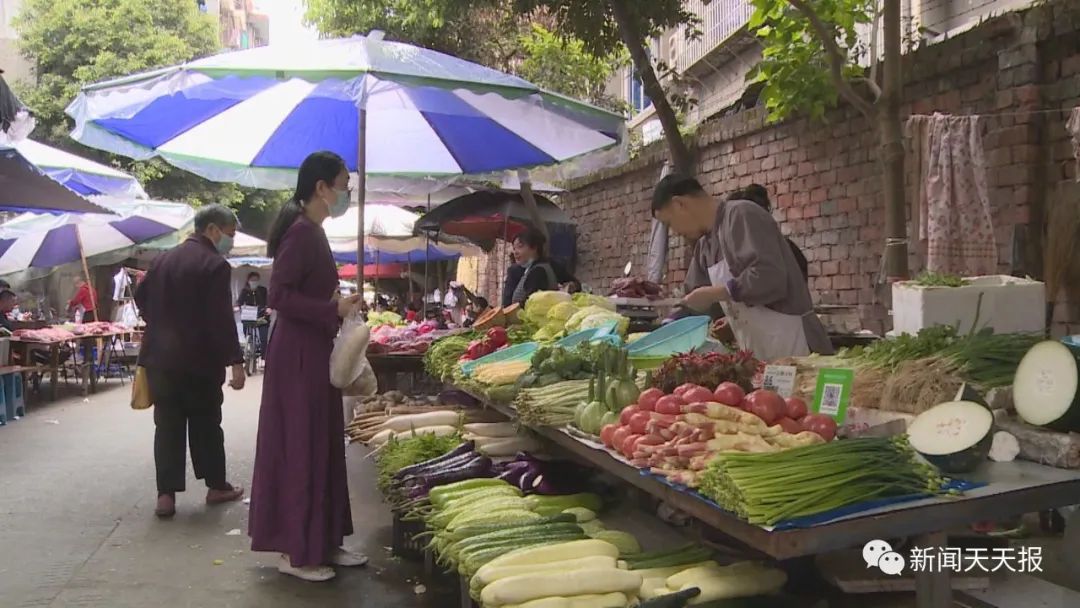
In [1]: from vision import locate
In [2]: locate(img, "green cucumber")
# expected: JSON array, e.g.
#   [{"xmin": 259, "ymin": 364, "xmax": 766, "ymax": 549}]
[
  {"xmin": 428, "ymin": 479, "xmax": 513, "ymax": 506},
  {"xmin": 447, "ymin": 513, "xmax": 576, "ymax": 541}
]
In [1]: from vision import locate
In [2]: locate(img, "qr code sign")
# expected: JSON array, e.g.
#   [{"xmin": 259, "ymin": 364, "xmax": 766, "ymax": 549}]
[{"xmin": 820, "ymin": 383, "xmax": 843, "ymax": 415}]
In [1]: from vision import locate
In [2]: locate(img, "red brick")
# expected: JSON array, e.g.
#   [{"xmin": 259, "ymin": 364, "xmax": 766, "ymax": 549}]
[
  {"xmin": 807, "ymin": 262, "xmax": 822, "ymax": 277},
  {"xmin": 838, "ymin": 198, "xmax": 858, "ymax": 212},
  {"xmin": 839, "ymin": 290, "xmax": 858, "ymax": 304},
  {"xmin": 834, "ymin": 275, "xmax": 853, "ymax": 289},
  {"xmin": 798, "ymin": 162, "xmax": 814, "ymax": 176},
  {"xmin": 822, "ymin": 261, "xmax": 840, "ymax": 275},
  {"xmin": 810, "ymin": 188, "xmax": 828, "ymax": 203},
  {"xmin": 814, "ymin": 276, "xmax": 834, "ymax": 290},
  {"xmin": 804, "ymin": 202, "xmax": 821, "ymax": 218}
]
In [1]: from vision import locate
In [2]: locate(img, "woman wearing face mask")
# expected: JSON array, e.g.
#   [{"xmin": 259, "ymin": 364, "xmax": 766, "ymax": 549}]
[
  {"xmin": 248, "ymin": 151, "xmax": 365, "ymax": 582},
  {"xmin": 236, "ymin": 272, "xmax": 271, "ymax": 358}
]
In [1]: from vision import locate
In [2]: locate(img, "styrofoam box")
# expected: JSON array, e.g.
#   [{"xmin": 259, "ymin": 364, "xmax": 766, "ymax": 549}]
[{"xmin": 891, "ymin": 275, "xmax": 1045, "ymax": 335}]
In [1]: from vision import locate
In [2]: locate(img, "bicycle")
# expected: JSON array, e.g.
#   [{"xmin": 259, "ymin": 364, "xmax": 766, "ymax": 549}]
[{"xmin": 242, "ymin": 319, "xmax": 269, "ymax": 377}]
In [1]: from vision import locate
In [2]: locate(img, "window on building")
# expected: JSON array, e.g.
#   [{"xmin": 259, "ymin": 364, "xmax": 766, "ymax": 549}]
[{"xmin": 627, "ymin": 66, "xmax": 652, "ymax": 115}]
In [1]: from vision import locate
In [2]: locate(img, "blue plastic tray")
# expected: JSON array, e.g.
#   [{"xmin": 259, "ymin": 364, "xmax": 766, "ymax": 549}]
[
  {"xmin": 460, "ymin": 342, "xmax": 539, "ymax": 376},
  {"xmin": 556, "ymin": 322, "xmax": 621, "ymax": 349},
  {"xmin": 628, "ymin": 316, "xmax": 709, "ymax": 357}
]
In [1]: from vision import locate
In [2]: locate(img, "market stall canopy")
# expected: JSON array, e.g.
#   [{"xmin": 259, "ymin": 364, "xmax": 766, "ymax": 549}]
[
  {"xmin": 0, "ymin": 146, "xmax": 114, "ymax": 214},
  {"xmin": 332, "ymin": 243, "xmax": 467, "ymax": 266},
  {"xmin": 415, "ymin": 190, "xmax": 573, "ymax": 249},
  {"xmin": 14, "ymin": 139, "xmax": 147, "ymax": 198},
  {"xmin": 65, "ymin": 33, "xmax": 623, "ymax": 190},
  {"xmin": 0, "ymin": 198, "xmax": 191, "ymax": 275},
  {"xmin": 338, "ymin": 262, "xmax": 406, "ymax": 281},
  {"xmin": 324, "ymin": 203, "xmax": 482, "ymax": 259},
  {"xmin": 231, "ymin": 231, "xmax": 266, "ymax": 257}
]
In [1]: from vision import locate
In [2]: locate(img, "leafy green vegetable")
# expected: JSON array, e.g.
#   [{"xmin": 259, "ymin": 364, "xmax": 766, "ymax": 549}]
[
  {"xmin": 424, "ymin": 332, "xmax": 480, "ymax": 380},
  {"xmin": 912, "ymin": 271, "xmax": 966, "ymax": 288},
  {"xmin": 376, "ymin": 433, "xmax": 463, "ymax": 494}
]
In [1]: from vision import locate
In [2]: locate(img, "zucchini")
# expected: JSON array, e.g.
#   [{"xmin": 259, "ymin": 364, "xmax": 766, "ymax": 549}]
[
  {"xmin": 428, "ymin": 478, "xmax": 509, "ymax": 504},
  {"xmin": 470, "ymin": 555, "xmax": 619, "ymax": 594},
  {"xmin": 524, "ymin": 493, "xmax": 603, "ymax": 516},
  {"xmin": 1014, "ymin": 340, "xmax": 1080, "ymax": 432},
  {"xmin": 481, "ymin": 567, "xmax": 642, "ymax": 606},
  {"xmin": 588, "ymin": 530, "xmax": 641, "ymax": 556},
  {"xmin": 503, "ymin": 592, "xmax": 628, "ymax": 608},
  {"xmin": 626, "ymin": 546, "xmax": 713, "ymax": 570},
  {"xmin": 481, "ymin": 539, "xmax": 621, "ymax": 571},
  {"xmin": 906, "ymin": 400, "xmax": 993, "ymax": 473},
  {"xmin": 448, "ymin": 513, "xmax": 576, "ymax": 542},
  {"xmin": 446, "ymin": 509, "xmax": 542, "ymax": 531}
]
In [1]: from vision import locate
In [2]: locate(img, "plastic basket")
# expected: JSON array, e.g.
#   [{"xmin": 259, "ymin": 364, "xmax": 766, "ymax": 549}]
[
  {"xmin": 461, "ymin": 342, "xmax": 539, "ymax": 376},
  {"xmin": 391, "ymin": 511, "xmax": 427, "ymax": 561},
  {"xmin": 627, "ymin": 316, "xmax": 709, "ymax": 369}
]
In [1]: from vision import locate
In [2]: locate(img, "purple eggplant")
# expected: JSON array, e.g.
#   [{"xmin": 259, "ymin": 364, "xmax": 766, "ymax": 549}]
[
  {"xmin": 399, "ymin": 450, "xmax": 478, "ymax": 482},
  {"xmin": 421, "ymin": 456, "xmax": 494, "ymax": 487},
  {"xmin": 394, "ymin": 441, "xmax": 475, "ymax": 479}
]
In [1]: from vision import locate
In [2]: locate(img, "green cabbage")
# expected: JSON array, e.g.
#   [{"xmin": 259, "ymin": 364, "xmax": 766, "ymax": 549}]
[
  {"xmin": 366, "ymin": 311, "xmax": 404, "ymax": 327},
  {"xmin": 579, "ymin": 311, "xmax": 629, "ymax": 337},
  {"xmin": 565, "ymin": 305, "xmax": 611, "ymax": 332},
  {"xmin": 523, "ymin": 291, "xmax": 572, "ymax": 325},
  {"xmin": 531, "ymin": 320, "xmax": 565, "ymax": 342},
  {"xmin": 571, "ymin": 293, "xmax": 615, "ymax": 312},
  {"xmin": 546, "ymin": 301, "xmax": 578, "ymax": 323}
]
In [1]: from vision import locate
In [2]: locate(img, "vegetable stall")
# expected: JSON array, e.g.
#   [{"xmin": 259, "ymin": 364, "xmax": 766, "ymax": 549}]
[{"xmin": 359, "ymin": 289, "xmax": 1080, "ymax": 608}]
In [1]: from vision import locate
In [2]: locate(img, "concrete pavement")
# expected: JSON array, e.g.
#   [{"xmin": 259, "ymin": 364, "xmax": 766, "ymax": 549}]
[{"xmin": 0, "ymin": 376, "xmax": 455, "ymax": 608}]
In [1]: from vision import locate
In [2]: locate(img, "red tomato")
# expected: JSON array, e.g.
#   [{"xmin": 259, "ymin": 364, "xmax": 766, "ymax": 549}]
[
  {"xmin": 628, "ymin": 411, "xmax": 651, "ymax": 435},
  {"xmin": 713, "ymin": 382, "xmax": 746, "ymax": 407},
  {"xmin": 637, "ymin": 388, "xmax": 664, "ymax": 411},
  {"xmin": 621, "ymin": 433, "xmax": 643, "ymax": 457},
  {"xmin": 654, "ymin": 395, "xmax": 686, "ymax": 416},
  {"xmin": 682, "ymin": 386, "xmax": 715, "ymax": 405},
  {"xmin": 784, "ymin": 396, "xmax": 809, "ymax": 420},
  {"xmin": 611, "ymin": 426, "xmax": 631, "ymax": 452},
  {"xmin": 802, "ymin": 414, "xmax": 838, "ymax": 441},
  {"xmin": 746, "ymin": 390, "xmax": 785, "ymax": 425},
  {"xmin": 600, "ymin": 424, "xmax": 619, "ymax": 448},
  {"xmin": 674, "ymin": 383, "xmax": 706, "ymax": 397},
  {"xmin": 776, "ymin": 417, "xmax": 802, "ymax": 434},
  {"xmin": 619, "ymin": 405, "xmax": 639, "ymax": 426}
]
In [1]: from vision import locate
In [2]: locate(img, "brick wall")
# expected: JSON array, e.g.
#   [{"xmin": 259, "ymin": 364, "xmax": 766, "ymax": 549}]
[{"xmin": 475, "ymin": 1, "xmax": 1080, "ymax": 335}]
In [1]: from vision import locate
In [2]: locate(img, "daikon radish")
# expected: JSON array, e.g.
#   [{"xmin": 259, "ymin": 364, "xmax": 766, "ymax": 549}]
[
  {"xmin": 373, "ymin": 410, "xmax": 461, "ymax": 433},
  {"xmin": 464, "ymin": 422, "xmax": 519, "ymax": 437},
  {"xmin": 479, "ymin": 436, "xmax": 541, "ymax": 457},
  {"xmin": 368, "ymin": 424, "xmax": 458, "ymax": 447}
]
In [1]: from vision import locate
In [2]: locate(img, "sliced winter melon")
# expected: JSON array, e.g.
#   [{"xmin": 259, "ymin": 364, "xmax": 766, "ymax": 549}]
[
  {"xmin": 1013, "ymin": 341, "xmax": 1080, "ymax": 432},
  {"xmin": 907, "ymin": 400, "xmax": 993, "ymax": 473}
]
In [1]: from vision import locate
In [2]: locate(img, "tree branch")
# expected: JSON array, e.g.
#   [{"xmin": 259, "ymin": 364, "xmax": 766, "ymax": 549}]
[{"xmin": 787, "ymin": 0, "xmax": 876, "ymax": 118}]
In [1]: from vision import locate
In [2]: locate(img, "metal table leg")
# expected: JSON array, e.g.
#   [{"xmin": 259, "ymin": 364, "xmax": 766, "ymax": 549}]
[{"xmin": 915, "ymin": 531, "xmax": 952, "ymax": 608}]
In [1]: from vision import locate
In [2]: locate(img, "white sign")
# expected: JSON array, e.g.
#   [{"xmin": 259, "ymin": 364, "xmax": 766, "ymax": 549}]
[
  {"xmin": 863, "ymin": 539, "xmax": 1042, "ymax": 575},
  {"xmin": 761, "ymin": 365, "xmax": 797, "ymax": 398},
  {"xmin": 240, "ymin": 305, "xmax": 259, "ymax": 322}
]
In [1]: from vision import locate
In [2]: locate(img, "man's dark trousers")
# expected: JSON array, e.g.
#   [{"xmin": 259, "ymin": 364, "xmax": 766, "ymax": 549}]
[{"xmin": 148, "ymin": 368, "xmax": 228, "ymax": 494}]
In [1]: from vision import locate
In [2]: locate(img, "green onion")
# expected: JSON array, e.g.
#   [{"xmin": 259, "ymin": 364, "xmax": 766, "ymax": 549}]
[{"xmin": 698, "ymin": 436, "xmax": 951, "ymax": 526}]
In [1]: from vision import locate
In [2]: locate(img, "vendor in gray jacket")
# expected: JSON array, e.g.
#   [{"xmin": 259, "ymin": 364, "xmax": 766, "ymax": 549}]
[{"xmin": 651, "ymin": 174, "xmax": 833, "ymax": 359}]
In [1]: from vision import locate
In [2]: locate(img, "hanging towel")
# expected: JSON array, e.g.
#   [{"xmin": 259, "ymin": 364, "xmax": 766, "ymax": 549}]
[
  {"xmin": 1067, "ymin": 108, "xmax": 1080, "ymax": 183},
  {"xmin": 906, "ymin": 113, "xmax": 996, "ymax": 276}
]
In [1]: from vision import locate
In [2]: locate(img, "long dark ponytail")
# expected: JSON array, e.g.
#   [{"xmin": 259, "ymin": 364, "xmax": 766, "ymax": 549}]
[{"xmin": 267, "ymin": 150, "xmax": 347, "ymax": 257}]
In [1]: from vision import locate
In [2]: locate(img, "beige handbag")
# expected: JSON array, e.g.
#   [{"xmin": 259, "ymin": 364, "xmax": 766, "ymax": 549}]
[{"xmin": 131, "ymin": 366, "xmax": 154, "ymax": 410}]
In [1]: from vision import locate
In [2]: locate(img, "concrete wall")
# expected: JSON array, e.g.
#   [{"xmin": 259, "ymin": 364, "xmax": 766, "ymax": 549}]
[{"xmin": 474, "ymin": 1, "xmax": 1080, "ymax": 337}]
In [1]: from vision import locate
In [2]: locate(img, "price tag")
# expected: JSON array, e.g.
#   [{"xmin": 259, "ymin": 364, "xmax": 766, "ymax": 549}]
[
  {"xmin": 761, "ymin": 365, "xmax": 797, "ymax": 398},
  {"xmin": 240, "ymin": 306, "xmax": 259, "ymax": 322},
  {"xmin": 812, "ymin": 368, "xmax": 854, "ymax": 423}
]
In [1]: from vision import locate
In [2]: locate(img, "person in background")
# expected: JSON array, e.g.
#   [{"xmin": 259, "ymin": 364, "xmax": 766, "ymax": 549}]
[
  {"xmin": 237, "ymin": 271, "xmax": 271, "ymax": 357},
  {"xmin": 727, "ymin": 184, "xmax": 809, "ymax": 281},
  {"xmin": 464, "ymin": 296, "xmax": 491, "ymax": 327},
  {"xmin": 249, "ymin": 151, "xmax": 366, "ymax": 582},
  {"xmin": 651, "ymin": 174, "xmax": 833, "ymax": 359},
  {"xmin": 503, "ymin": 228, "xmax": 580, "ymax": 306},
  {"xmin": 68, "ymin": 277, "xmax": 97, "ymax": 322},
  {"xmin": 0, "ymin": 289, "xmax": 16, "ymax": 332},
  {"xmin": 136, "ymin": 204, "xmax": 247, "ymax": 519}
]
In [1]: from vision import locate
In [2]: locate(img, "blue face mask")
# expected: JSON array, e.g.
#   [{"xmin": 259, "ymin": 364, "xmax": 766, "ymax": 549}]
[
  {"xmin": 215, "ymin": 233, "xmax": 234, "ymax": 255},
  {"xmin": 329, "ymin": 188, "xmax": 350, "ymax": 218}
]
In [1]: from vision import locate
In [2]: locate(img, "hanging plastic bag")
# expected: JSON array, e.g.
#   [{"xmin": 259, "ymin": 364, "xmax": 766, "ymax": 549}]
[
  {"xmin": 330, "ymin": 311, "xmax": 373, "ymax": 390},
  {"xmin": 131, "ymin": 366, "xmax": 153, "ymax": 410}
]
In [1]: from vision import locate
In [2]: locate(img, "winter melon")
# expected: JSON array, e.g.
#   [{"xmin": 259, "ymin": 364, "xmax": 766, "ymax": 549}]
[
  {"xmin": 907, "ymin": 400, "xmax": 993, "ymax": 473},
  {"xmin": 1013, "ymin": 340, "xmax": 1080, "ymax": 432}
]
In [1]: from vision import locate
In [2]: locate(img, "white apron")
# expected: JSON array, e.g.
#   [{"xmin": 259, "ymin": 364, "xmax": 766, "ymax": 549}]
[{"xmin": 709, "ymin": 261, "xmax": 810, "ymax": 361}]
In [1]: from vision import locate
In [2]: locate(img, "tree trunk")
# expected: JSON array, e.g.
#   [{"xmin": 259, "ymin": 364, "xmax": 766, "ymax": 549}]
[
  {"xmin": 607, "ymin": 0, "xmax": 694, "ymax": 175},
  {"xmin": 879, "ymin": 0, "xmax": 908, "ymax": 280}
]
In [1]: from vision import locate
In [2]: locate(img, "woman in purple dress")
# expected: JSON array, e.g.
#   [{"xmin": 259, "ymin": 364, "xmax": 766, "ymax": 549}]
[{"xmin": 249, "ymin": 151, "xmax": 365, "ymax": 582}]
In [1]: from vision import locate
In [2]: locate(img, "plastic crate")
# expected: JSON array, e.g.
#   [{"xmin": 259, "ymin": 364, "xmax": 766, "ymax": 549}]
[
  {"xmin": 461, "ymin": 342, "xmax": 539, "ymax": 376},
  {"xmin": 391, "ymin": 511, "xmax": 427, "ymax": 561},
  {"xmin": 628, "ymin": 316, "xmax": 709, "ymax": 369}
]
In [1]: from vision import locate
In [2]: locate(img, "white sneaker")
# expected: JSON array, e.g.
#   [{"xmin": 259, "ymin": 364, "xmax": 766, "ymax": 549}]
[
  {"xmin": 277, "ymin": 555, "xmax": 336, "ymax": 582},
  {"xmin": 331, "ymin": 547, "xmax": 369, "ymax": 567}
]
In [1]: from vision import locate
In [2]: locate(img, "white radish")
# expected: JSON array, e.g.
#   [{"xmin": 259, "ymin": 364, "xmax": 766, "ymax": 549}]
[
  {"xmin": 368, "ymin": 425, "xmax": 459, "ymax": 447},
  {"xmin": 464, "ymin": 422, "xmax": 519, "ymax": 437},
  {"xmin": 478, "ymin": 436, "xmax": 541, "ymax": 457},
  {"xmin": 989, "ymin": 431, "xmax": 1020, "ymax": 462},
  {"xmin": 372, "ymin": 411, "xmax": 461, "ymax": 433}
]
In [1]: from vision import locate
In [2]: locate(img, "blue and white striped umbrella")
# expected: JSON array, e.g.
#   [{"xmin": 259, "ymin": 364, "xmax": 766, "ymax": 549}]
[
  {"xmin": 0, "ymin": 198, "xmax": 191, "ymax": 275},
  {"xmin": 65, "ymin": 34, "xmax": 624, "ymax": 191},
  {"xmin": 15, "ymin": 138, "xmax": 147, "ymax": 198}
]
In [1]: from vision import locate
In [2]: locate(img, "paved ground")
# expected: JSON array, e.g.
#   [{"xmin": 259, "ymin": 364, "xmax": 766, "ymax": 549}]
[{"xmin": 0, "ymin": 376, "xmax": 456, "ymax": 608}]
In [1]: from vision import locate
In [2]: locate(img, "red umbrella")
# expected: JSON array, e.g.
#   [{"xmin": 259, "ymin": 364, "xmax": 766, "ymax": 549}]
[{"xmin": 339, "ymin": 263, "xmax": 406, "ymax": 280}]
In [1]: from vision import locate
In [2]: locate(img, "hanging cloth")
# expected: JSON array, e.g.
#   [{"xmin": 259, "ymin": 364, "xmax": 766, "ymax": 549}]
[
  {"xmin": 906, "ymin": 113, "xmax": 996, "ymax": 276},
  {"xmin": 1067, "ymin": 108, "xmax": 1080, "ymax": 183}
]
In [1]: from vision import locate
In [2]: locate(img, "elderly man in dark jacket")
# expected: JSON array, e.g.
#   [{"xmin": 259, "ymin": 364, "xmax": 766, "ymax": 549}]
[{"xmin": 136, "ymin": 205, "xmax": 246, "ymax": 518}]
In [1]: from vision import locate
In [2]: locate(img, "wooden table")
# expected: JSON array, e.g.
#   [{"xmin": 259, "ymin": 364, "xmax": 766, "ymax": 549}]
[
  {"xmin": 480, "ymin": 398, "xmax": 1080, "ymax": 608},
  {"xmin": 10, "ymin": 332, "xmax": 128, "ymax": 399}
]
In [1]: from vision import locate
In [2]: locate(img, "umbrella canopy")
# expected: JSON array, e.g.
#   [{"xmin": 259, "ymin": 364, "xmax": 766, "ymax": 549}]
[
  {"xmin": 332, "ymin": 243, "xmax": 467, "ymax": 266},
  {"xmin": 66, "ymin": 34, "xmax": 623, "ymax": 190},
  {"xmin": 416, "ymin": 190, "xmax": 573, "ymax": 249},
  {"xmin": 0, "ymin": 146, "xmax": 114, "ymax": 214},
  {"xmin": 338, "ymin": 262, "xmax": 406, "ymax": 281},
  {"xmin": 0, "ymin": 198, "xmax": 191, "ymax": 274},
  {"xmin": 324, "ymin": 203, "xmax": 482, "ymax": 258},
  {"xmin": 231, "ymin": 231, "xmax": 267, "ymax": 257},
  {"xmin": 14, "ymin": 139, "xmax": 147, "ymax": 198}
]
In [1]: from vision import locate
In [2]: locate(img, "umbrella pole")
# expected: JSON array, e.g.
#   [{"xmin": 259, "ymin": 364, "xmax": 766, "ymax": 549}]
[
  {"xmin": 75, "ymin": 227, "xmax": 100, "ymax": 323},
  {"xmin": 357, "ymin": 108, "xmax": 367, "ymax": 289},
  {"xmin": 375, "ymin": 249, "xmax": 380, "ymax": 301},
  {"xmin": 423, "ymin": 194, "xmax": 430, "ymax": 318}
]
